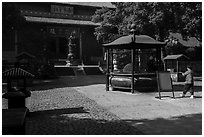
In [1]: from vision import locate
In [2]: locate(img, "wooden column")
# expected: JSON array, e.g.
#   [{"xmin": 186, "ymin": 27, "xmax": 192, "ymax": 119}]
[
  {"xmin": 79, "ymin": 29, "xmax": 83, "ymax": 61},
  {"xmin": 56, "ymin": 37, "xmax": 59, "ymax": 55},
  {"xmin": 14, "ymin": 29, "xmax": 18, "ymax": 56},
  {"xmin": 106, "ymin": 49, "xmax": 110, "ymax": 91},
  {"xmin": 131, "ymin": 49, "xmax": 135, "ymax": 93}
]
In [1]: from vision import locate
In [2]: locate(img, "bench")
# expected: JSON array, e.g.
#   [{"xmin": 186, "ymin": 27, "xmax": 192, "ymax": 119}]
[{"xmin": 2, "ymin": 108, "xmax": 28, "ymax": 135}]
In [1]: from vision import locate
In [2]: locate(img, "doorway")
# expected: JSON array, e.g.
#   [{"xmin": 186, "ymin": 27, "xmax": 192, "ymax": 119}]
[{"xmin": 58, "ymin": 37, "xmax": 68, "ymax": 59}]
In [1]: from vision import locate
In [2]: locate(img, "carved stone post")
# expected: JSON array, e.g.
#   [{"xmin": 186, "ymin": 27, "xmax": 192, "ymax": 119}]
[{"xmin": 66, "ymin": 33, "xmax": 77, "ymax": 66}]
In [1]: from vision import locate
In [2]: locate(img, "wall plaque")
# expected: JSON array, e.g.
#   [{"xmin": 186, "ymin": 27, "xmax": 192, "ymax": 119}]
[
  {"xmin": 51, "ymin": 5, "xmax": 73, "ymax": 15},
  {"xmin": 47, "ymin": 27, "xmax": 79, "ymax": 37}
]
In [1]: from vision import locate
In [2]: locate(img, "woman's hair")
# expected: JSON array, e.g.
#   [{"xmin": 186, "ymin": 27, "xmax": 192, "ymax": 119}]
[{"xmin": 187, "ymin": 65, "xmax": 192, "ymax": 69}]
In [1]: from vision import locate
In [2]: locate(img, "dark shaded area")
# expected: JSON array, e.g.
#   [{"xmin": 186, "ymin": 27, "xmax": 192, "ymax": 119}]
[
  {"xmin": 54, "ymin": 66, "xmax": 103, "ymax": 76},
  {"xmin": 175, "ymin": 95, "xmax": 202, "ymax": 99},
  {"xmin": 30, "ymin": 107, "xmax": 89, "ymax": 116},
  {"xmin": 155, "ymin": 95, "xmax": 202, "ymax": 100},
  {"xmin": 25, "ymin": 76, "xmax": 106, "ymax": 91},
  {"xmin": 173, "ymin": 85, "xmax": 202, "ymax": 92},
  {"xmin": 112, "ymin": 77, "xmax": 202, "ymax": 94},
  {"xmin": 55, "ymin": 67, "xmax": 75, "ymax": 76},
  {"xmin": 123, "ymin": 113, "xmax": 202, "ymax": 135},
  {"xmin": 26, "ymin": 107, "xmax": 143, "ymax": 135},
  {"xmin": 3, "ymin": 75, "xmax": 201, "ymax": 94},
  {"xmin": 83, "ymin": 67, "xmax": 103, "ymax": 75},
  {"xmin": 111, "ymin": 82, "xmax": 202, "ymax": 95},
  {"xmin": 2, "ymin": 76, "xmax": 106, "ymax": 92},
  {"xmin": 2, "ymin": 108, "xmax": 28, "ymax": 135}
]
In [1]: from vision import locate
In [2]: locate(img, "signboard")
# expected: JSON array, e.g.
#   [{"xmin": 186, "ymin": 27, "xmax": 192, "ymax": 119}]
[
  {"xmin": 156, "ymin": 71, "xmax": 175, "ymax": 99},
  {"xmin": 51, "ymin": 5, "xmax": 73, "ymax": 15},
  {"xmin": 47, "ymin": 27, "xmax": 79, "ymax": 37}
]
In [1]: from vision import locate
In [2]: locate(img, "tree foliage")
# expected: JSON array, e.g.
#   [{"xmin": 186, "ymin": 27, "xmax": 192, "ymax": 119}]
[{"xmin": 92, "ymin": 2, "xmax": 202, "ymax": 43}]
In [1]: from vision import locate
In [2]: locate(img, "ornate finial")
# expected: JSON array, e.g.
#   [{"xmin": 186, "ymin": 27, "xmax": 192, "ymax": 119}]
[
  {"xmin": 130, "ymin": 23, "xmax": 136, "ymax": 33},
  {"xmin": 130, "ymin": 23, "xmax": 140, "ymax": 35}
]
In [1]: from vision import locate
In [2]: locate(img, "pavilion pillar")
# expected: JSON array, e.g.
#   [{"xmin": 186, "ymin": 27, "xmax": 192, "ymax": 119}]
[
  {"xmin": 131, "ymin": 48, "xmax": 135, "ymax": 93},
  {"xmin": 56, "ymin": 37, "xmax": 59, "ymax": 55},
  {"xmin": 156, "ymin": 47, "xmax": 161, "ymax": 71},
  {"xmin": 176, "ymin": 60, "xmax": 179, "ymax": 73},
  {"xmin": 164, "ymin": 60, "xmax": 166, "ymax": 71},
  {"xmin": 79, "ymin": 29, "xmax": 83, "ymax": 61},
  {"xmin": 106, "ymin": 49, "xmax": 110, "ymax": 91},
  {"xmin": 111, "ymin": 49, "xmax": 114, "ymax": 73}
]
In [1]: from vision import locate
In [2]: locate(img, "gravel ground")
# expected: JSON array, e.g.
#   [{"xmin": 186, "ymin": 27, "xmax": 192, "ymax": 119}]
[
  {"xmin": 25, "ymin": 88, "xmax": 143, "ymax": 135},
  {"xmin": 2, "ymin": 76, "xmax": 143, "ymax": 135}
]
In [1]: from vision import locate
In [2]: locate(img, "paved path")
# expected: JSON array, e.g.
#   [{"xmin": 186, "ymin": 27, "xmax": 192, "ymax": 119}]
[{"xmin": 73, "ymin": 76, "xmax": 202, "ymax": 135}]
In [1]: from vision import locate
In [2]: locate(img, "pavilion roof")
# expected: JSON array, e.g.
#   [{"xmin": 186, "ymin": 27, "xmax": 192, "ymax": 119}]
[
  {"xmin": 103, "ymin": 35, "xmax": 166, "ymax": 49},
  {"xmin": 163, "ymin": 54, "xmax": 190, "ymax": 60}
]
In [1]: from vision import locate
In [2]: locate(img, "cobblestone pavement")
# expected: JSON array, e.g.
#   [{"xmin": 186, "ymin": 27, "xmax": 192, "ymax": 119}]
[{"xmin": 9, "ymin": 84, "xmax": 142, "ymax": 135}]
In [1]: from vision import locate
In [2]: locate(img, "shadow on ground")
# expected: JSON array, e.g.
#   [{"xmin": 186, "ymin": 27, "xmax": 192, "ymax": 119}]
[
  {"xmin": 26, "ymin": 108, "xmax": 202, "ymax": 135},
  {"xmin": 26, "ymin": 107, "xmax": 143, "ymax": 135},
  {"xmin": 28, "ymin": 75, "xmax": 106, "ymax": 91},
  {"xmin": 123, "ymin": 113, "xmax": 202, "ymax": 135},
  {"xmin": 110, "ymin": 84, "xmax": 202, "ymax": 95},
  {"xmin": 173, "ymin": 85, "xmax": 202, "ymax": 92}
]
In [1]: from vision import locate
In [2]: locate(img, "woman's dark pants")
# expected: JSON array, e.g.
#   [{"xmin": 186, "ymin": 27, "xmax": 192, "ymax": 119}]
[{"xmin": 183, "ymin": 83, "xmax": 194, "ymax": 95}]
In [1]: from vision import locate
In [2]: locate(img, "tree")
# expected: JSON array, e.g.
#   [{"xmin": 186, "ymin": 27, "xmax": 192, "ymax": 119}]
[
  {"xmin": 92, "ymin": 2, "xmax": 202, "ymax": 64},
  {"xmin": 92, "ymin": 2, "xmax": 202, "ymax": 43}
]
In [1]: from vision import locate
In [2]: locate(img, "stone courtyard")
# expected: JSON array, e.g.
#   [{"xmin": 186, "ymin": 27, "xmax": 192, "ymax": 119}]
[{"xmin": 2, "ymin": 75, "xmax": 202, "ymax": 135}]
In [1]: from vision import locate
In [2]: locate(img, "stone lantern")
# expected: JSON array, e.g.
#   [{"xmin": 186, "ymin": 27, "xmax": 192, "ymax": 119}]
[
  {"xmin": 66, "ymin": 32, "xmax": 77, "ymax": 66},
  {"xmin": 2, "ymin": 64, "xmax": 34, "ymax": 110}
]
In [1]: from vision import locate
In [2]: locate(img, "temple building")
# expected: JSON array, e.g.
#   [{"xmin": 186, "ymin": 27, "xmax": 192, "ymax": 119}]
[{"xmin": 3, "ymin": 2, "xmax": 115, "ymax": 65}]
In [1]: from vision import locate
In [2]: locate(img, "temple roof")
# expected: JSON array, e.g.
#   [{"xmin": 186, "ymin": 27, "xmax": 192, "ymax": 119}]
[
  {"xmin": 25, "ymin": 16, "xmax": 100, "ymax": 26},
  {"xmin": 56, "ymin": 2, "xmax": 116, "ymax": 8},
  {"xmin": 169, "ymin": 32, "xmax": 201, "ymax": 47}
]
